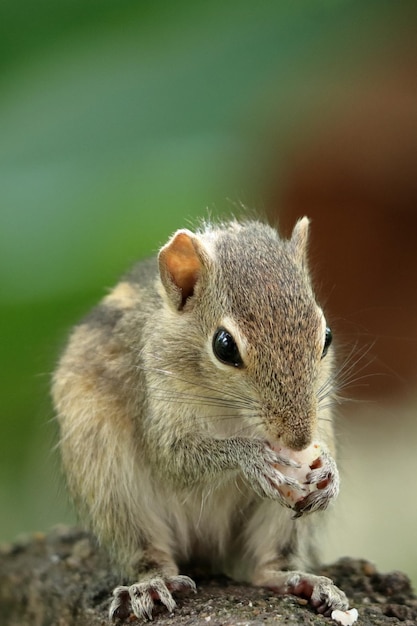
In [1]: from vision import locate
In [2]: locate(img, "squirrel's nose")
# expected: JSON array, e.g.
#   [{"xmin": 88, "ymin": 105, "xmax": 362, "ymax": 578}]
[
  {"xmin": 285, "ymin": 437, "xmax": 312, "ymax": 452},
  {"xmin": 281, "ymin": 428, "xmax": 313, "ymax": 452}
]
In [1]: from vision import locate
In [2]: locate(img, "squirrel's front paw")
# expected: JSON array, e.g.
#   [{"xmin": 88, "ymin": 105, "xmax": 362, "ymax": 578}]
[
  {"xmin": 293, "ymin": 450, "xmax": 339, "ymax": 517},
  {"xmin": 239, "ymin": 440, "xmax": 305, "ymax": 503},
  {"xmin": 109, "ymin": 575, "xmax": 196, "ymax": 621}
]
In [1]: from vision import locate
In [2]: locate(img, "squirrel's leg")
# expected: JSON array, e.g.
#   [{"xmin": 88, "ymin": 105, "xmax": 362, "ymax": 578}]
[
  {"xmin": 109, "ymin": 547, "xmax": 196, "ymax": 621},
  {"xmin": 244, "ymin": 502, "xmax": 348, "ymax": 616},
  {"xmin": 54, "ymin": 360, "xmax": 196, "ymax": 621}
]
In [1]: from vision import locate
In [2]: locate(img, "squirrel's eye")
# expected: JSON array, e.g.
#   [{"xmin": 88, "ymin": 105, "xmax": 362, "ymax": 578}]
[
  {"xmin": 321, "ymin": 326, "xmax": 332, "ymax": 358},
  {"xmin": 212, "ymin": 328, "xmax": 243, "ymax": 367}
]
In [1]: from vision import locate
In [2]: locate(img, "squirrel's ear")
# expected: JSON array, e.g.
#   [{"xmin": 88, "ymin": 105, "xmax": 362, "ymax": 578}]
[
  {"xmin": 158, "ymin": 229, "xmax": 206, "ymax": 310},
  {"xmin": 290, "ymin": 216, "xmax": 310, "ymax": 267}
]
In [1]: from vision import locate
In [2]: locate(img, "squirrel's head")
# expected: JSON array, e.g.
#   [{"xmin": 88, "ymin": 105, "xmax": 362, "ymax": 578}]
[{"xmin": 157, "ymin": 218, "xmax": 334, "ymax": 451}]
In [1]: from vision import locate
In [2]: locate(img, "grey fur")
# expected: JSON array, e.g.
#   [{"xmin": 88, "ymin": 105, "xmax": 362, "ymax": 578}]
[{"xmin": 52, "ymin": 218, "xmax": 348, "ymax": 621}]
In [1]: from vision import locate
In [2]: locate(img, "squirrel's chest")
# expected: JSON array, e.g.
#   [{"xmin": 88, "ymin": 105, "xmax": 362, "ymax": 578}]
[{"xmin": 164, "ymin": 476, "xmax": 256, "ymax": 563}]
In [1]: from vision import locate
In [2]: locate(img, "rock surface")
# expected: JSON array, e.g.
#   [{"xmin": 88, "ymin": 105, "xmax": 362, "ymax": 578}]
[{"xmin": 0, "ymin": 526, "xmax": 416, "ymax": 626}]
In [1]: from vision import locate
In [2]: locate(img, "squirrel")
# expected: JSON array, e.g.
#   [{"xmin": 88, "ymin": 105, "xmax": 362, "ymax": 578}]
[{"xmin": 52, "ymin": 217, "xmax": 349, "ymax": 621}]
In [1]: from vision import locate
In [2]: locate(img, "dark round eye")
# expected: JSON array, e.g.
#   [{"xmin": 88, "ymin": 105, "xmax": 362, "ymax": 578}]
[
  {"xmin": 212, "ymin": 328, "xmax": 243, "ymax": 367},
  {"xmin": 322, "ymin": 326, "xmax": 332, "ymax": 358}
]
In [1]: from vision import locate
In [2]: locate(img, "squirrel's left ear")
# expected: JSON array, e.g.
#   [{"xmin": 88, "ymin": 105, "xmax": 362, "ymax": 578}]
[
  {"xmin": 290, "ymin": 216, "xmax": 310, "ymax": 267},
  {"xmin": 158, "ymin": 229, "xmax": 209, "ymax": 311}
]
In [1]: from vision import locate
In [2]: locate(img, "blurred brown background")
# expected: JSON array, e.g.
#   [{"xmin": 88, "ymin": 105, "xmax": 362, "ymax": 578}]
[
  {"xmin": 265, "ymin": 24, "xmax": 417, "ymax": 577},
  {"xmin": 274, "ymin": 43, "xmax": 417, "ymax": 399},
  {"xmin": 0, "ymin": 0, "xmax": 416, "ymax": 588}
]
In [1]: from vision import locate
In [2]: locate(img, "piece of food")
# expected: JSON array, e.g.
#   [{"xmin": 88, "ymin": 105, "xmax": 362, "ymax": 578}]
[
  {"xmin": 331, "ymin": 607, "xmax": 359, "ymax": 625},
  {"xmin": 271, "ymin": 441, "xmax": 322, "ymax": 506}
]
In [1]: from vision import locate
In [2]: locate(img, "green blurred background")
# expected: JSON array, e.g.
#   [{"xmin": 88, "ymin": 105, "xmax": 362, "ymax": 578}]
[{"xmin": 1, "ymin": 0, "xmax": 417, "ymax": 588}]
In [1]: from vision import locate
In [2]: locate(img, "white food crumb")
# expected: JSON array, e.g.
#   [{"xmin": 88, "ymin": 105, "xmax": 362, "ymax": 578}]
[{"xmin": 331, "ymin": 607, "xmax": 359, "ymax": 625}]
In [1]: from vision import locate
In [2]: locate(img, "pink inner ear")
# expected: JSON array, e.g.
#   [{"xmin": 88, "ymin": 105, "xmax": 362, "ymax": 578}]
[
  {"xmin": 169, "ymin": 261, "xmax": 199, "ymax": 302},
  {"xmin": 161, "ymin": 231, "xmax": 202, "ymax": 308}
]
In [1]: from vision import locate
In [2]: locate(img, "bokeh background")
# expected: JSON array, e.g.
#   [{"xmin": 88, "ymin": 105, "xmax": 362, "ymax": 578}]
[{"xmin": 1, "ymin": 0, "xmax": 417, "ymax": 588}]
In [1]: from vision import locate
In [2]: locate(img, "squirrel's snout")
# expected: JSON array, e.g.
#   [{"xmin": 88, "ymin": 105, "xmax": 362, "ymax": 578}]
[
  {"xmin": 284, "ymin": 436, "xmax": 312, "ymax": 452},
  {"xmin": 267, "ymin": 409, "xmax": 315, "ymax": 451},
  {"xmin": 280, "ymin": 425, "xmax": 314, "ymax": 452},
  {"xmin": 277, "ymin": 403, "xmax": 317, "ymax": 451}
]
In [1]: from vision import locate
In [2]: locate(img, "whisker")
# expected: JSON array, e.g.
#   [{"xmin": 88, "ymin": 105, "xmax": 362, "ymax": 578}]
[
  {"xmin": 317, "ymin": 401, "xmax": 337, "ymax": 411},
  {"xmin": 138, "ymin": 364, "xmax": 259, "ymax": 408},
  {"xmin": 335, "ymin": 341, "xmax": 376, "ymax": 385},
  {"xmin": 147, "ymin": 389, "xmax": 250, "ymax": 410},
  {"xmin": 317, "ymin": 340, "xmax": 377, "ymax": 404},
  {"xmin": 146, "ymin": 378, "xmax": 264, "ymax": 426},
  {"xmin": 233, "ymin": 420, "xmax": 266, "ymax": 436}
]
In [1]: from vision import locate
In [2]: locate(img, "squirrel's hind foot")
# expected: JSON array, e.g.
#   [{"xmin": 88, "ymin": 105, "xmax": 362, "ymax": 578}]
[
  {"xmin": 254, "ymin": 569, "xmax": 348, "ymax": 617},
  {"xmin": 109, "ymin": 575, "xmax": 196, "ymax": 622}
]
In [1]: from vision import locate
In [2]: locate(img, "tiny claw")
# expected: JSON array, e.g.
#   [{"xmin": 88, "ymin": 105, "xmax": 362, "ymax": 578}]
[
  {"xmin": 168, "ymin": 575, "xmax": 197, "ymax": 593},
  {"xmin": 317, "ymin": 477, "xmax": 330, "ymax": 490},
  {"xmin": 109, "ymin": 586, "xmax": 131, "ymax": 622},
  {"xmin": 309, "ymin": 457, "xmax": 322, "ymax": 470},
  {"xmin": 305, "ymin": 464, "xmax": 329, "ymax": 485},
  {"xmin": 293, "ymin": 494, "xmax": 312, "ymax": 517}
]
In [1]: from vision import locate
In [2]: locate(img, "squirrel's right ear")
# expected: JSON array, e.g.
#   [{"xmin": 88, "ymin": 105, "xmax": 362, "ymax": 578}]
[
  {"xmin": 158, "ymin": 229, "xmax": 209, "ymax": 310},
  {"xmin": 290, "ymin": 216, "xmax": 310, "ymax": 267}
]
